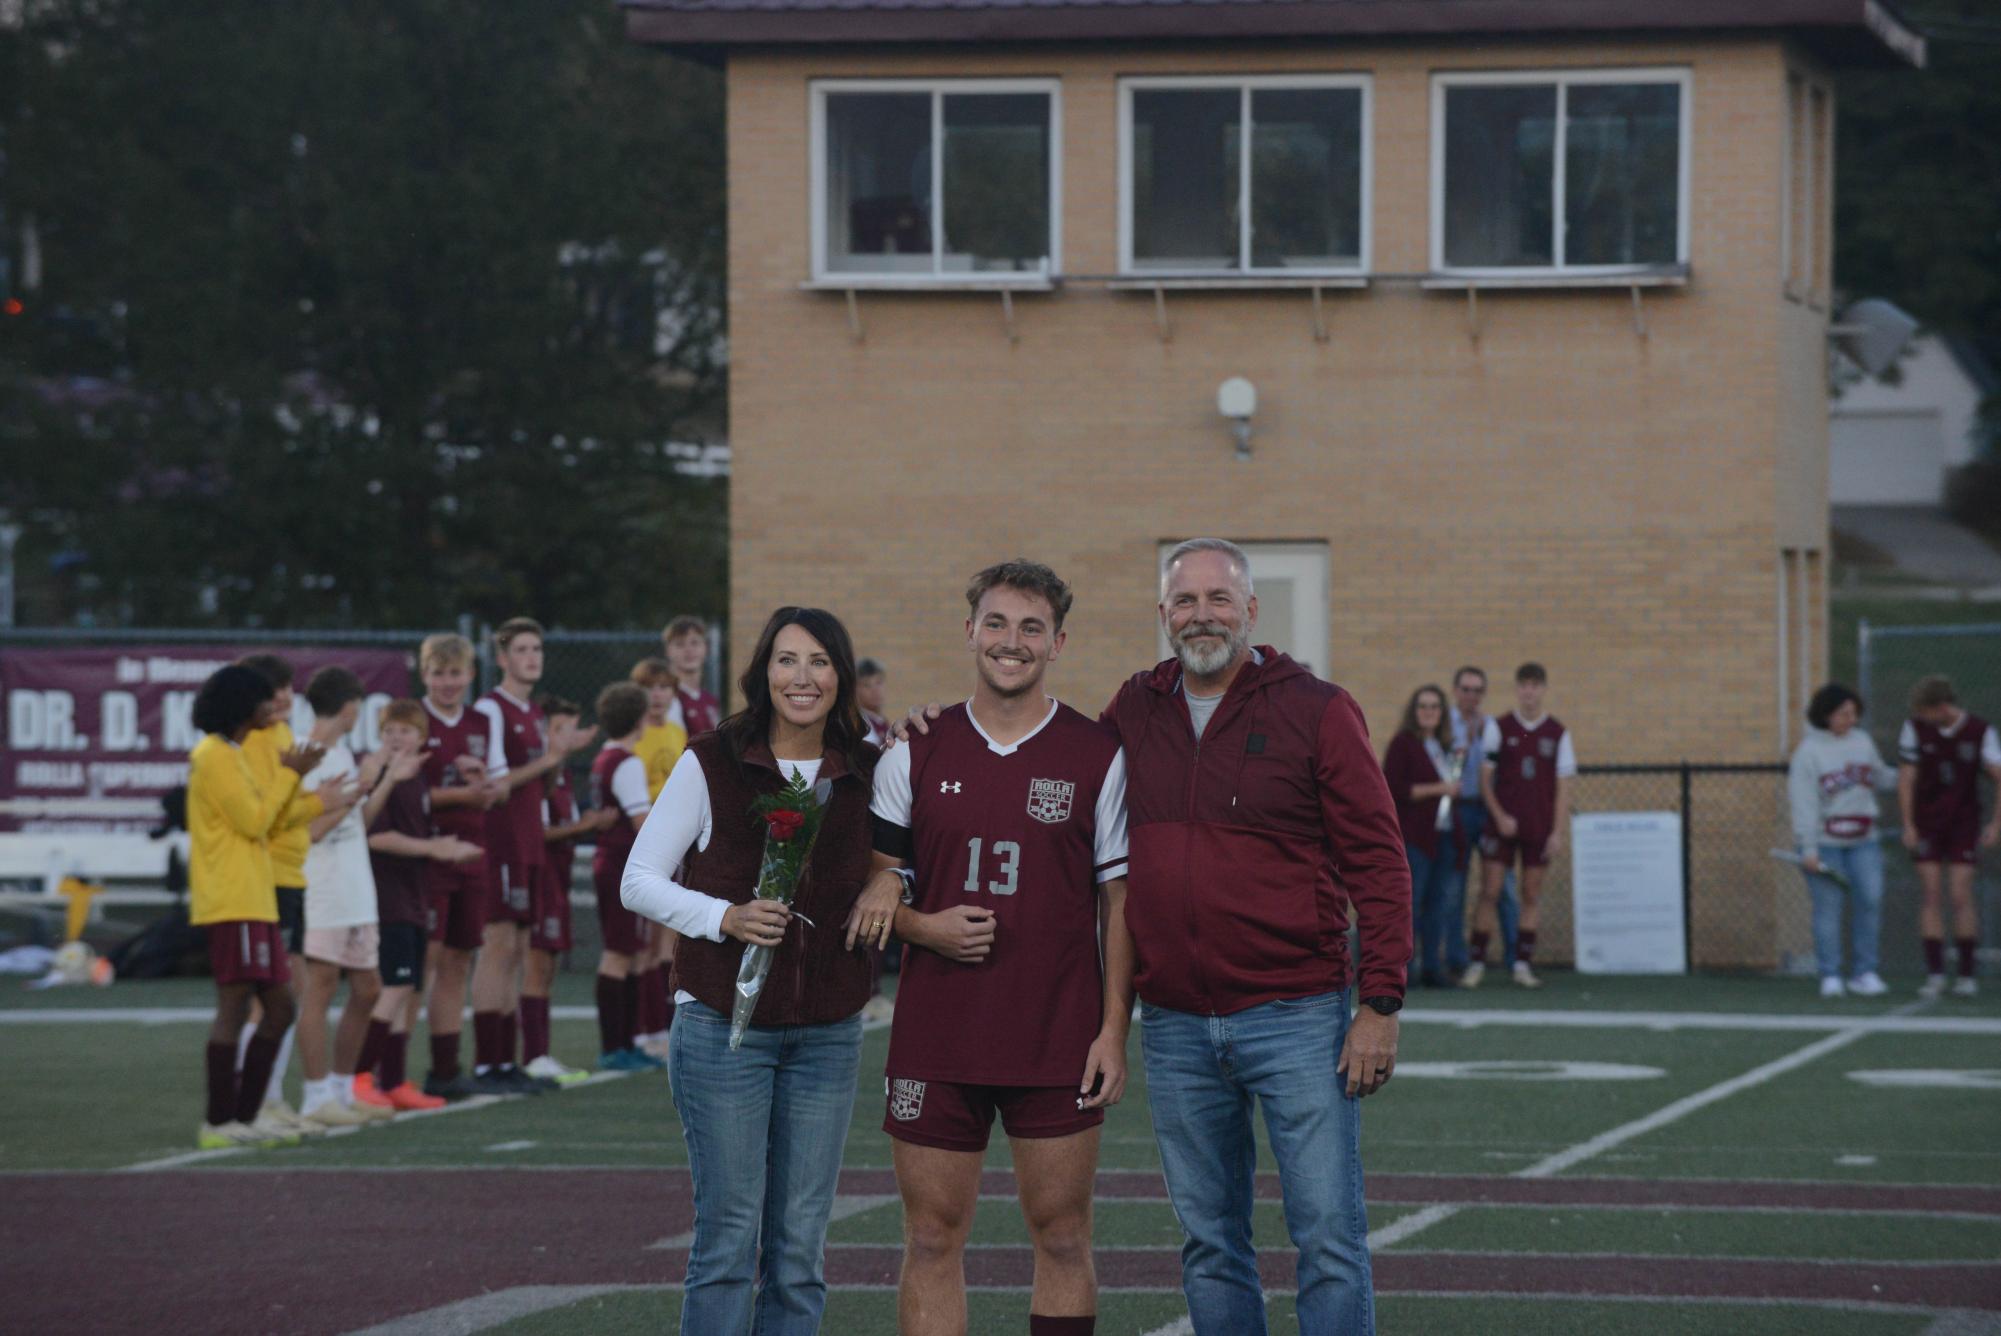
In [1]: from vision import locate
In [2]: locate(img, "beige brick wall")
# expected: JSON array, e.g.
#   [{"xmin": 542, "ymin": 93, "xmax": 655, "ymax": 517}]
[{"xmin": 720, "ymin": 36, "xmax": 1826, "ymax": 966}]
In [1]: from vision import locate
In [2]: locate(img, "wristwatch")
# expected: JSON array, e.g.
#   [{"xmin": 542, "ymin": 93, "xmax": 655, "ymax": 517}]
[
  {"xmin": 1361, "ymin": 995, "xmax": 1403, "ymax": 1016},
  {"xmin": 891, "ymin": 867, "xmax": 917, "ymax": 905}
]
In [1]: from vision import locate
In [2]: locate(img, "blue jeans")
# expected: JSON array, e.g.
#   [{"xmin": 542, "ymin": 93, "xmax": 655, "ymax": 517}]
[
  {"xmin": 1141, "ymin": 991, "xmax": 1373, "ymax": 1335},
  {"xmin": 1408, "ymin": 841, "xmax": 1455, "ymax": 982},
  {"xmin": 1807, "ymin": 842, "xmax": 1885, "ymax": 980},
  {"xmin": 1444, "ymin": 804, "xmax": 1517, "ymax": 969},
  {"xmin": 669, "ymin": 1000, "xmax": 863, "ymax": 1336}
]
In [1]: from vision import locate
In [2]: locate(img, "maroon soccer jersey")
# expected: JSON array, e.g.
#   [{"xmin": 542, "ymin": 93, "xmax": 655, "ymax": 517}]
[
  {"xmin": 421, "ymin": 699, "xmax": 492, "ymax": 841},
  {"xmin": 477, "ymin": 689, "xmax": 548, "ymax": 877},
  {"xmin": 678, "ymin": 687, "xmax": 722, "ymax": 739},
  {"xmin": 1901, "ymin": 713, "xmax": 1996, "ymax": 838},
  {"xmin": 1484, "ymin": 713, "xmax": 1575, "ymax": 838},
  {"xmin": 590, "ymin": 745, "xmax": 644, "ymax": 881},
  {"xmin": 368, "ymin": 776, "xmax": 432, "ymax": 927},
  {"xmin": 544, "ymin": 768, "xmax": 579, "ymax": 890},
  {"xmin": 873, "ymin": 702, "xmax": 1128, "ymax": 1087}
]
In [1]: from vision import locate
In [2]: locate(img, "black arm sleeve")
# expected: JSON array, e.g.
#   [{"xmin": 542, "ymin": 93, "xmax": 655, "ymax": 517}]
[{"xmin": 872, "ymin": 815, "xmax": 914, "ymax": 860}]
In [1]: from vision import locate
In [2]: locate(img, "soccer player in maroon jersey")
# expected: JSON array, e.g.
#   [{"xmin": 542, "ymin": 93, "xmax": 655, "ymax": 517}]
[
  {"xmin": 468, "ymin": 617, "xmax": 596, "ymax": 1094},
  {"xmin": 520, "ymin": 695, "xmax": 610, "ymax": 1083},
  {"xmin": 1467, "ymin": 662, "xmax": 1577, "ymax": 989},
  {"xmin": 415, "ymin": 633, "xmax": 507, "ymax": 1100},
  {"xmin": 864, "ymin": 560, "xmax": 1132, "ymax": 1336},
  {"xmin": 664, "ymin": 613, "xmax": 723, "ymax": 737},
  {"xmin": 1898, "ymin": 675, "xmax": 2001, "ymax": 998},
  {"xmin": 590, "ymin": 683, "xmax": 659, "ymax": 1068}
]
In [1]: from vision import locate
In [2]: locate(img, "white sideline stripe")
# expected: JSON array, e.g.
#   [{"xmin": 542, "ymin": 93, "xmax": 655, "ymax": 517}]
[
  {"xmin": 345, "ymin": 1283, "xmax": 659, "ymax": 1336},
  {"xmin": 117, "ymin": 1072, "xmax": 632, "ymax": 1172}
]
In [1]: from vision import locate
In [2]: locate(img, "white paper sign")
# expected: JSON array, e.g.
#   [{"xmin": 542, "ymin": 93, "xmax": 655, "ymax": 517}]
[{"xmin": 1571, "ymin": 811, "xmax": 1686, "ymax": 974}]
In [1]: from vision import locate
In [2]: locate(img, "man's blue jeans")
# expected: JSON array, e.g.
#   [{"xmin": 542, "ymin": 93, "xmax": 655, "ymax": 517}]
[
  {"xmin": 1140, "ymin": 991, "xmax": 1374, "ymax": 1335},
  {"xmin": 668, "ymin": 999, "xmax": 863, "ymax": 1336},
  {"xmin": 1807, "ymin": 841, "xmax": 1885, "ymax": 981},
  {"xmin": 1444, "ymin": 802, "xmax": 1517, "ymax": 969}
]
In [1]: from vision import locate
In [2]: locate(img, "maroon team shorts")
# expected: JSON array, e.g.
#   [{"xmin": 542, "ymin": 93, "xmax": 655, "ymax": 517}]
[
  {"xmin": 1913, "ymin": 813, "xmax": 1981, "ymax": 865},
  {"xmin": 883, "ymin": 1076, "xmax": 1103, "ymax": 1153},
  {"xmin": 594, "ymin": 865, "xmax": 650, "ymax": 956},
  {"xmin": 486, "ymin": 860, "xmax": 538, "ymax": 927},
  {"xmin": 1480, "ymin": 824, "xmax": 1554, "ymax": 870},
  {"xmin": 207, "ymin": 920, "xmax": 292, "ymax": 987},
  {"xmin": 426, "ymin": 858, "xmax": 489, "ymax": 951},
  {"xmin": 531, "ymin": 862, "xmax": 573, "ymax": 953}
]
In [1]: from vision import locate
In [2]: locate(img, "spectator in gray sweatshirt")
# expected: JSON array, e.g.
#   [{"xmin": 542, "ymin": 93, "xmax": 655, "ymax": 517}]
[{"xmin": 1788, "ymin": 682, "xmax": 1899, "ymax": 999}]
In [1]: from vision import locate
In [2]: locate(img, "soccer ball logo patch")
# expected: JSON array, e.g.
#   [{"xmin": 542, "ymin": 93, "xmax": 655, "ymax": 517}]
[
  {"xmin": 1959, "ymin": 742, "xmax": 1977, "ymax": 764},
  {"xmin": 889, "ymin": 1079, "xmax": 926, "ymax": 1121},
  {"xmin": 1538, "ymin": 737, "xmax": 1556, "ymax": 759},
  {"xmin": 1027, "ymin": 778, "xmax": 1076, "ymax": 824}
]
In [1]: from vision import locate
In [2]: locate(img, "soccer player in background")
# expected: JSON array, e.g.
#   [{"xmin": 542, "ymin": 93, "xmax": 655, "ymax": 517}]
[
  {"xmin": 588, "ymin": 683, "xmax": 660, "ymax": 1070},
  {"xmin": 237, "ymin": 652, "xmax": 359, "ymax": 1129},
  {"xmin": 521, "ymin": 694, "xmax": 610, "ymax": 1084},
  {"xmin": 1467, "ymin": 662, "xmax": 1576, "ymax": 989},
  {"xmin": 469, "ymin": 617, "xmax": 597, "ymax": 1094},
  {"xmin": 187, "ymin": 664, "xmax": 322, "ymax": 1148},
  {"xmin": 416, "ymin": 632, "xmax": 506, "ymax": 1100},
  {"xmin": 864, "ymin": 560, "xmax": 1132, "ymax": 1336},
  {"xmin": 858, "ymin": 657, "xmax": 891, "ymax": 748},
  {"xmin": 357, "ymin": 699, "xmax": 479, "ymax": 1111},
  {"xmin": 664, "ymin": 614, "xmax": 722, "ymax": 738},
  {"xmin": 294, "ymin": 667, "xmax": 395, "ymax": 1129},
  {"xmin": 1899, "ymin": 675, "xmax": 2001, "ymax": 998},
  {"xmin": 629, "ymin": 656, "xmax": 689, "ymax": 1055}
]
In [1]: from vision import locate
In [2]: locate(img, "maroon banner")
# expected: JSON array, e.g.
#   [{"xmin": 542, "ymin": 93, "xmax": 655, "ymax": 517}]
[{"xmin": 1, "ymin": 645, "xmax": 415, "ymax": 834}]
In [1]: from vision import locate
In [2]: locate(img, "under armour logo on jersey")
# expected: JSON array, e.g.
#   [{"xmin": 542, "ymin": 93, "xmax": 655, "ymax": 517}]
[{"xmin": 940, "ymin": 780, "xmax": 962, "ymax": 794}]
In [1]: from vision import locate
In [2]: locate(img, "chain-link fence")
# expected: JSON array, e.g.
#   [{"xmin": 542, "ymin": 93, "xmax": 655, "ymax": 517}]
[{"xmin": 1855, "ymin": 620, "xmax": 2001, "ymax": 972}]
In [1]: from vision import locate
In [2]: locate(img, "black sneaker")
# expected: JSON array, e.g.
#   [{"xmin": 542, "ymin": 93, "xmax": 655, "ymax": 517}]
[
  {"xmin": 470, "ymin": 1067, "xmax": 520, "ymax": 1097},
  {"xmin": 500, "ymin": 1065, "xmax": 554, "ymax": 1094},
  {"xmin": 423, "ymin": 1071, "xmax": 478, "ymax": 1102}
]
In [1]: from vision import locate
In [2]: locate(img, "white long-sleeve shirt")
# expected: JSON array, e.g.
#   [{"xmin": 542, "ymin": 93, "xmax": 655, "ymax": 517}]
[{"xmin": 619, "ymin": 750, "xmax": 823, "ymax": 1002}]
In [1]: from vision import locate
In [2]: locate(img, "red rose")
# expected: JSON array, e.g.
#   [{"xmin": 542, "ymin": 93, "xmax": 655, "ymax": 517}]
[{"xmin": 764, "ymin": 809, "xmax": 806, "ymax": 841}]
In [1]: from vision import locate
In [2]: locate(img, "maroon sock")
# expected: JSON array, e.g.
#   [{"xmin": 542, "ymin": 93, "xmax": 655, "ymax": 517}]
[
  {"xmin": 205, "ymin": 1041, "xmax": 238, "ymax": 1126},
  {"xmin": 235, "ymin": 1034, "xmax": 281, "ymax": 1124},
  {"xmin": 1028, "ymin": 1317, "xmax": 1095, "ymax": 1335},
  {"xmin": 520, "ymin": 997, "xmax": 550, "ymax": 1063},
  {"xmin": 1958, "ymin": 937, "xmax": 1979, "ymax": 979},
  {"xmin": 638, "ymin": 969, "xmax": 667, "ymax": 1037},
  {"xmin": 595, "ymin": 976, "xmax": 624, "ymax": 1055},
  {"xmin": 358, "ymin": 1019, "xmax": 390, "ymax": 1081},
  {"xmin": 1468, "ymin": 930, "xmax": 1491, "ymax": 963},
  {"xmin": 430, "ymin": 1031, "xmax": 460, "ymax": 1082},
  {"xmin": 622, "ymin": 975, "xmax": 642, "ymax": 1048},
  {"xmin": 384, "ymin": 1033, "xmax": 409, "ymax": 1091},
  {"xmin": 1516, "ymin": 930, "xmax": 1538, "ymax": 965},
  {"xmin": 501, "ymin": 1010, "xmax": 519, "ymax": 1068},
  {"xmin": 1923, "ymin": 937, "xmax": 1946, "ymax": 975},
  {"xmin": 472, "ymin": 1011, "xmax": 502, "ymax": 1071}
]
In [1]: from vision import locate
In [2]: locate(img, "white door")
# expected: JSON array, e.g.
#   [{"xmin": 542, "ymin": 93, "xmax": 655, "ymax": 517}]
[
  {"xmin": 1157, "ymin": 541, "xmax": 1329, "ymax": 677},
  {"xmin": 1829, "ymin": 410, "xmax": 1946, "ymax": 505}
]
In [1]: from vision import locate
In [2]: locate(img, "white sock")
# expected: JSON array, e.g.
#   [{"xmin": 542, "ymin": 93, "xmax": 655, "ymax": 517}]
[
  {"xmin": 333, "ymin": 1073, "xmax": 355, "ymax": 1106},
  {"xmin": 300, "ymin": 1076, "xmax": 332, "ymax": 1113},
  {"xmin": 264, "ymin": 1025, "xmax": 296, "ymax": 1108}
]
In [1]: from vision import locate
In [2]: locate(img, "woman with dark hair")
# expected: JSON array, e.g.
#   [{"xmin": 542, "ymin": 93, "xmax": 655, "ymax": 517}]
[
  {"xmin": 187, "ymin": 665, "xmax": 325, "ymax": 1147},
  {"xmin": 621, "ymin": 606, "xmax": 892, "ymax": 1334},
  {"xmin": 1382, "ymin": 685, "xmax": 1461, "ymax": 987},
  {"xmin": 1788, "ymin": 681, "xmax": 1898, "ymax": 999}
]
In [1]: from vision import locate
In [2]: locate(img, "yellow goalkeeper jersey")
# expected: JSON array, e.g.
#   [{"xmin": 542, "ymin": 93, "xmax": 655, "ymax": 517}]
[{"xmin": 188, "ymin": 734, "xmax": 300, "ymax": 925}]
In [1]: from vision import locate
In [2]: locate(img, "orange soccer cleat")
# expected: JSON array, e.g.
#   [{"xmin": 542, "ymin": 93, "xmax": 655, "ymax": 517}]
[
  {"xmin": 351, "ymin": 1073, "xmax": 397, "ymax": 1109},
  {"xmin": 383, "ymin": 1082, "xmax": 447, "ymax": 1112}
]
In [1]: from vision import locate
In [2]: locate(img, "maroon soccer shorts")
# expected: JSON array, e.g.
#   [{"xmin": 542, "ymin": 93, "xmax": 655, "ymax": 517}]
[
  {"xmin": 426, "ymin": 860, "xmax": 489, "ymax": 951},
  {"xmin": 486, "ymin": 860, "xmax": 537, "ymax": 928},
  {"xmin": 594, "ymin": 865, "xmax": 649, "ymax": 956},
  {"xmin": 1480, "ymin": 824, "xmax": 1554, "ymax": 870},
  {"xmin": 208, "ymin": 920, "xmax": 292, "ymax": 987},
  {"xmin": 531, "ymin": 863, "xmax": 573, "ymax": 953},
  {"xmin": 882, "ymin": 1077, "xmax": 1104, "ymax": 1153},
  {"xmin": 1913, "ymin": 813, "xmax": 1980, "ymax": 865}
]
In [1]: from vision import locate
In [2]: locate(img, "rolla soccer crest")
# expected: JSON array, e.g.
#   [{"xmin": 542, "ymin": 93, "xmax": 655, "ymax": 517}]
[
  {"xmin": 889, "ymin": 1079, "xmax": 926, "ymax": 1121},
  {"xmin": 1027, "ymin": 777, "xmax": 1076, "ymax": 824}
]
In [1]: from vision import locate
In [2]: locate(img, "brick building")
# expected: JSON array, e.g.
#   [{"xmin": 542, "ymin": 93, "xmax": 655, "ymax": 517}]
[{"xmin": 627, "ymin": 0, "xmax": 1923, "ymax": 966}]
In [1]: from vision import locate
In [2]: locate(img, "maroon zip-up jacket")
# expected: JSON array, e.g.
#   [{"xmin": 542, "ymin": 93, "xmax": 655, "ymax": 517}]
[{"xmin": 1102, "ymin": 649, "xmax": 1412, "ymax": 1014}]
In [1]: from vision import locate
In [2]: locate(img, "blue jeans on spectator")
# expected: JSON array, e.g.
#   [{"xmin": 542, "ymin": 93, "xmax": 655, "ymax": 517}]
[
  {"xmin": 1408, "ymin": 841, "xmax": 1456, "ymax": 983},
  {"xmin": 1141, "ymin": 991, "xmax": 1373, "ymax": 1335},
  {"xmin": 1807, "ymin": 841, "xmax": 1885, "ymax": 981},
  {"xmin": 669, "ymin": 999, "xmax": 863, "ymax": 1336},
  {"xmin": 1444, "ymin": 804, "xmax": 1518, "ymax": 970}
]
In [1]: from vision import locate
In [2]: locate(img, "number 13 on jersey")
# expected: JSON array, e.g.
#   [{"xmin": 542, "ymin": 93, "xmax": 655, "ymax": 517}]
[{"xmin": 962, "ymin": 837, "xmax": 1020, "ymax": 896}]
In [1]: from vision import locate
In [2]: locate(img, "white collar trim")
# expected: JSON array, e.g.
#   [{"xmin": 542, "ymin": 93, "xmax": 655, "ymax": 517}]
[{"xmin": 965, "ymin": 696, "xmax": 1060, "ymax": 757}]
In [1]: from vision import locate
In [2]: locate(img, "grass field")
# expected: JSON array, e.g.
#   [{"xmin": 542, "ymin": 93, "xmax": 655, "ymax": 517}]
[{"xmin": 4, "ymin": 969, "xmax": 1999, "ymax": 1334}]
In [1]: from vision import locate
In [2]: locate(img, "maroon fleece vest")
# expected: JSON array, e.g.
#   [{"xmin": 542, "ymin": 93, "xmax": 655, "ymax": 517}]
[{"xmin": 670, "ymin": 732, "xmax": 876, "ymax": 1027}]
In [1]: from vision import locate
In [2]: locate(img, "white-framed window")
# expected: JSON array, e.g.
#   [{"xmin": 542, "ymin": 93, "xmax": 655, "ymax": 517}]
[
  {"xmin": 1119, "ymin": 76, "xmax": 1371, "ymax": 276},
  {"xmin": 810, "ymin": 79, "xmax": 1060, "ymax": 283},
  {"xmin": 1430, "ymin": 68, "xmax": 1690, "ymax": 276}
]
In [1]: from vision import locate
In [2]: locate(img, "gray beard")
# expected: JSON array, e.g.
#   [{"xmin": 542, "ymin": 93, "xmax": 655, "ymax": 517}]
[{"xmin": 1175, "ymin": 623, "xmax": 1248, "ymax": 677}]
